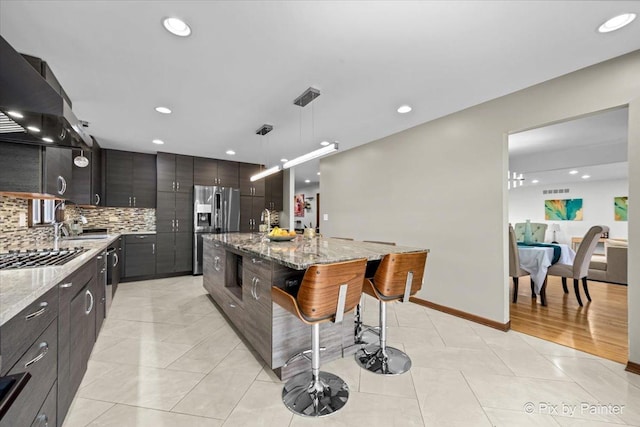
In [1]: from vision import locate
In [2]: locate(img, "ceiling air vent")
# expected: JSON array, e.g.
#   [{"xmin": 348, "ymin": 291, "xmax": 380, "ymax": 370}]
[{"xmin": 542, "ymin": 188, "xmax": 570, "ymax": 195}]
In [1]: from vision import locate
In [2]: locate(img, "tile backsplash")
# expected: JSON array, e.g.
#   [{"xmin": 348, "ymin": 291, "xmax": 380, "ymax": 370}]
[{"xmin": 0, "ymin": 195, "xmax": 155, "ymax": 250}]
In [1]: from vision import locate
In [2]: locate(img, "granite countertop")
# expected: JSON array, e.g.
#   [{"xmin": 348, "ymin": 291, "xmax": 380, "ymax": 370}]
[
  {"xmin": 205, "ymin": 233, "xmax": 428, "ymax": 270},
  {"xmin": 0, "ymin": 234, "xmax": 120, "ymax": 327}
]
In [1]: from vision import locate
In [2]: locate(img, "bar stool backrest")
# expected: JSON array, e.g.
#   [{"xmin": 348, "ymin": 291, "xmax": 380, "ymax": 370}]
[
  {"xmin": 297, "ymin": 258, "xmax": 367, "ymax": 322},
  {"xmin": 373, "ymin": 251, "xmax": 428, "ymax": 299}
]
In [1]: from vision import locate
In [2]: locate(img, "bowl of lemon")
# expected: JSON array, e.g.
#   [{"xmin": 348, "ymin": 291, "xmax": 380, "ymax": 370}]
[{"xmin": 267, "ymin": 227, "xmax": 297, "ymax": 241}]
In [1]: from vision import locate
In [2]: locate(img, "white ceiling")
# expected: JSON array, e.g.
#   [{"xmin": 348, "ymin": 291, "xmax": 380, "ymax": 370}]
[
  {"xmin": 1, "ymin": 1, "xmax": 639, "ymax": 187},
  {"xmin": 509, "ymin": 107, "xmax": 629, "ymax": 188}
]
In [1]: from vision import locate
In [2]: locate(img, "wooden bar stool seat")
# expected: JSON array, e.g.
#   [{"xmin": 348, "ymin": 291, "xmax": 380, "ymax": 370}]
[
  {"xmin": 355, "ymin": 251, "xmax": 428, "ymax": 375},
  {"xmin": 272, "ymin": 258, "xmax": 367, "ymax": 417}
]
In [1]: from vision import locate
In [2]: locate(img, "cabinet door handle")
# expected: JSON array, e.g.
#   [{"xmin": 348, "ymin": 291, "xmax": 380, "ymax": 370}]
[
  {"xmin": 229, "ymin": 302, "xmax": 236, "ymax": 309},
  {"xmin": 35, "ymin": 414, "xmax": 48, "ymax": 427},
  {"xmin": 172, "ymin": 181, "xmax": 175, "ymax": 191},
  {"xmin": 251, "ymin": 258, "xmax": 263, "ymax": 264},
  {"xmin": 253, "ymin": 277, "xmax": 261, "ymax": 300},
  {"xmin": 176, "ymin": 219, "xmax": 179, "ymax": 231},
  {"xmin": 25, "ymin": 302, "xmax": 48, "ymax": 320},
  {"xmin": 133, "ymin": 196, "xmax": 136, "ymax": 206},
  {"xmin": 250, "ymin": 277, "xmax": 256, "ymax": 299},
  {"xmin": 177, "ymin": 182, "xmax": 180, "ymax": 191},
  {"xmin": 136, "ymin": 235, "xmax": 147, "ymax": 239},
  {"xmin": 113, "ymin": 253, "xmax": 119, "ymax": 267},
  {"xmin": 214, "ymin": 256, "xmax": 221, "ymax": 271},
  {"xmin": 57, "ymin": 176, "xmax": 67, "ymax": 195},
  {"xmin": 172, "ymin": 219, "xmax": 175, "ymax": 231},
  {"xmin": 129, "ymin": 196, "xmax": 132, "ymax": 206},
  {"xmin": 85, "ymin": 289, "xmax": 95, "ymax": 314},
  {"xmin": 24, "ymin": 342, "xmax": 48, "ymax": 368},
  {"xmin": 95, "ymin": 193, "xmax": 101, "ymax": 205},
  {"xmin": 152, "ymin": 243, "xmax": 155, "ymax": 255},
  {"xmin": 60, "ymin": 282, "xmax": 73, "ymax": 289}
]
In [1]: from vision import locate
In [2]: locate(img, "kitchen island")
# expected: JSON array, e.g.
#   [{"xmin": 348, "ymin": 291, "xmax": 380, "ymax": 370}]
[{"xmin": 202, "ymin": 233, "xmax": 427, "ymax": 379}]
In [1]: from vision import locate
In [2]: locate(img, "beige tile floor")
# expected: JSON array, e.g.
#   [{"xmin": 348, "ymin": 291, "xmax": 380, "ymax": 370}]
[{"xmin": 63, "ymin": 276, "xmax": 640, "ymax": 427}]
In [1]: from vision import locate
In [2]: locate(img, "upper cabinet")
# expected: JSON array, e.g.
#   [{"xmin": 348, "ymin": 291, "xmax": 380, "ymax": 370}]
[
  {"xmin": 103, "ymin": 149, "xmax": 156, "ymax": 208},
  {"xmin": 157, "ymin": 153, "xmax": 193, "ymax": 193},
  {"xmin": 0, "ymin": 142, "xmax": 73, "ymax": 197},
  {"xmin": 239, "ymin": 162, "xmax": 265, "ymax": 197},
  {"xmin": 265, "ymin": 171, "xmax": 284, "ymax": 211},
  {"xmin": 193, "ymin": 157, "xmax": 239, "ymax": 188},
  {"xmin": 68, "ymin": 142, "xmax": 102, "ymax": 206}
]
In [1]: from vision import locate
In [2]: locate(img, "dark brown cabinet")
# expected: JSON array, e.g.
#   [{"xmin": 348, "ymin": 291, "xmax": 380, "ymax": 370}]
[
  {"xmin": 240, "ymin": 195, "xmax": 265, "ymax": 232},
  {"xmin": 0, "ymin": 142, "xmax": 73, "ymax": 197},
  {"xmin": 68, "ymin": 143, "xmax": 102, "ymax": 206},
  {"xmin": 43, "ymin": 146, "xmax": 72, "ymax": 198},
  {"xmin": 103, "ymin": 149, "xmax": 156, "ymax": 208},
  {"xmin": 239, "ymin": 163, "xmax": 265, "ymax": 197},
  {"xmin": 57, "ymin": 258, "xmax": 96, "ymax": 425},
  {"xmin": 193, "ymin": 157, "xmax": 239, "ymax": 187},
  {"xmin": 156, "ymin": 187, "xmax": 192, "ymax": 274},
  {"xmin": 95, "ymin": 250, "xmax": 107, "ymax": 333},
  {"xmin": 242, "ymin": 259, "xmax": 273, "ymax": 363},
  {"xmin": 156, "ymin": 232, "xmax": 192, "ymax": 274},
  {"xmin": 157, "ymin": 153, "xmax": 193, "ymax": 193},
  {"xmin": 123, "ymin": 234, "xmax": 157, "ymax": 278},
  {"xmin": 264, "ymin": 171, "xmax": 284, "ymax": 211}
]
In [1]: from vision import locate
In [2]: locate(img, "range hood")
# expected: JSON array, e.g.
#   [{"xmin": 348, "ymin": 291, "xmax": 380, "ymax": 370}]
[{"xmin": 0, "ymin": 36, "xmax": 92, "ymax": 149}]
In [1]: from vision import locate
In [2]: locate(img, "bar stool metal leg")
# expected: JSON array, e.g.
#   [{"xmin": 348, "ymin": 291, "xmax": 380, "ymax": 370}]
[
  {"xmin": 282, "ymin": 323, "xmax": 350, "ymax": 417},
  {"xmin": 354, "ymin": 301, "xmax": 412, "ymax": 375},
  {"xmin": 354, "ymin": 296, "xmax": 379, "ymax": 345}
]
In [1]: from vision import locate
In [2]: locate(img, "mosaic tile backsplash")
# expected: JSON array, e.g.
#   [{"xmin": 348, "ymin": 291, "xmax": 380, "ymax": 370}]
[{"xmin": 0, "ymin": 195, "xmax": 155, "ymax": 250}]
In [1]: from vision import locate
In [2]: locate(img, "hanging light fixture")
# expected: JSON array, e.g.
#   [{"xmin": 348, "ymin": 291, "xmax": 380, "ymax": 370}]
[
  {"xmin": 250, "ymin": 124, "xmax": 280, "ymax": 181},
  {"xmin": 74, "ymin": 150, "xmax": 89, "ymax": 168}
]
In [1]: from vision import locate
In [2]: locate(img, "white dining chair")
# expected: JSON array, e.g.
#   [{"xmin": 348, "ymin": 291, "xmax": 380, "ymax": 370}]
[
  {"xmin": 547, "ymin": 225, "xmax": 609, "ymax": 306},
  {"xmin": 509, "ymin": 224, "xmax": 532, "ymax": 303}
]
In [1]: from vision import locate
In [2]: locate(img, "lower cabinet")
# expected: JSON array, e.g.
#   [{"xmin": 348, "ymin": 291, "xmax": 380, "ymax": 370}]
[
  {"xmin": 123, "ymin": 234, "xmax": 156, "ymax": 278},
  {"xmin": 156, "ymin": 232, "xmax": 192, "ymax": 274},
  {"xmin": 242, "ymin": 258, "xmax": 273, "ymax": 363},
  {"xmin": 32, "ymin": 380, "xmax": 57, "ymax": 427},
  {"xmin": 57, "ymin": 258, "xmax": 97, "ymax": 425}
]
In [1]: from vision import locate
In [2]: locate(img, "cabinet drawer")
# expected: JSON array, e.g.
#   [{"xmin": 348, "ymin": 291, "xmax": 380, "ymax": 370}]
[
  {"xmin": 125, "ymin": 234, "xmax": 156, "ymax": 244},
  {"xmin": 0, "ymin": 286, "xmax": 58, "ymax": 376},
  {"xmin": 222, "ymin": 296, "xmax": 244, "ymax": 331},
  {"xmin": 1, "ymin": 320, "xmax": 58, "ymax": 427},
  {"xmin": 243, "ymin": 255, "xmax": 272, "ymax": 277},
  {"xmin": 31, "ymin": 381, "xmax": 57, "ymax": 427}
]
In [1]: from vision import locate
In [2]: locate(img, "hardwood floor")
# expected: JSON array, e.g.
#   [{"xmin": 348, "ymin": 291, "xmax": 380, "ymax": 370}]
[{"xmin": 510, "ymin": 275, "xmax": 628, "ymax": 363}]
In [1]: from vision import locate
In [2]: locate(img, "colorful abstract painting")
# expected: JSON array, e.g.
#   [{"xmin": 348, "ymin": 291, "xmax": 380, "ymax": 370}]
[
  {"xmin": 544, "ymin": 199, "xmax": 583, "ymax": 221},
  {"xmin": 294, "ymin": 194, "xmax": 305, "ymax": 217},
  {"xmin": 614, "ymin": 196, "xmax": 628, "ymax": 221}
]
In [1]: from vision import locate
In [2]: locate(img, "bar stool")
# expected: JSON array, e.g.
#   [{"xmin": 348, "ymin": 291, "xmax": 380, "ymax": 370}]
[
  {"xmin": 355, "ymin": 251, "xmax": 428, "ymax": 375},
  {"xmin": 355, "ymin": 241, "xmax": 397, "ymax": 344},
  {"xmin": 272, "ymin": 258, "xmax": 367, "ymax": 417}
]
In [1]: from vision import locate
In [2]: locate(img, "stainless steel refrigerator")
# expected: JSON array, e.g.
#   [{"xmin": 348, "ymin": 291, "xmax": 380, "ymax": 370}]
[{"xmin": 193, "ymin": 185, "xmax": 240, "ymax": 274}]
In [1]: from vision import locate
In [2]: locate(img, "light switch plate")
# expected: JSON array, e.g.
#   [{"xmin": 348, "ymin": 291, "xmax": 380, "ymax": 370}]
[
  {"xmin": 18, "ymin": 212, "xmax": 27, "ymax": 227},
  {"xmin": 323, "ymin": 214, "xmax": 329, "ymax": 221}
]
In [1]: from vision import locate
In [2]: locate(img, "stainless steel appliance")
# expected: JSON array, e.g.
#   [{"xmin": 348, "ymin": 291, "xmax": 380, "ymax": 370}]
[
  {"xmin": 193, "ymin": 185, "xmax": 240, "ymax": 275},
  {"xmin": 0, "ymin": 247, "xmax": 86, "ymax": 270}
]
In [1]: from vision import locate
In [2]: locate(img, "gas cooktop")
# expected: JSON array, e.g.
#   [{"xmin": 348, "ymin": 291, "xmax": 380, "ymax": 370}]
[{"xmin": 0, "ymin": 247, "xmax": 87, "ymax": 270}]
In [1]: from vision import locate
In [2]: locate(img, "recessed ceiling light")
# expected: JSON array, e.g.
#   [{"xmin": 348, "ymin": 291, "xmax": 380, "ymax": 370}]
[
  {"xmin": 155, "ymin": 106, "xmax": 172, "ymax": 114},
  {"xmin": 397, "ymin": 105, "xmax": 412, "ymax": 114},
  {"xmin": 598, "ymin": 13, "xmax": 636, "ymax": 33},
  {"xmin": 152, "ymin": 139, "xmax": 165, "ymax": 145},
  {"xmin": 569, "ymin": 170, "xmax": 579, "ymax": 175},
  {"xmin": 280, "ymin": 158, "xmax": 288, "ymax": 162},
  {"xmin": 305, "ymin": 179, "xmax": 311, "ymax": 183},
  {"xmin": 531, "ymin": 179, "xmax": 539, "ymax": 184},
  {"xmin": 163, "ymin": 17, "xmax": 191, "ymax": 37},
  {"xmin": 582, "ymin": 175, "xmax": 591, "ymax": 179},
  {"xmin": 7, "ymin": 111, "xmax": 23, "ymax": 119},
  {"xmin": 27, "ymin": 126, "xmax": 40, "ymax": 132},
  {"xmin": 226, "ymin": 150, "xmax": 236, "ymax": 155},
  {"xmin": 42, "ymin": 137, "xmax": 53, "ymax": 143},
  {"xmin": 317, "ymin": 172, "xmax": 321, "ymax": 176},
  {"xmin": 320, "ymin": 141, "xmax": 330, "ymax": 146}
]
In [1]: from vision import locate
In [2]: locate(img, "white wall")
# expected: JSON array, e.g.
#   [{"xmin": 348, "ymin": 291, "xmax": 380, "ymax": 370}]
[
  {"xmin": 321, "ymin": 51, "xmax": 640, "ymax": 364},
  {"xmin": 294, "ymin": 183, "xmax": 319, "ymax": 229},
  {"xmin": 509, "ymin": 179, "xmax": 628, "ymax": 243}
]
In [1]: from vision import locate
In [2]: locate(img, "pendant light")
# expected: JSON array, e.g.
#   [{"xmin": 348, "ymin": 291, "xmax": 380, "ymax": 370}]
[
  {"xmin": 74, "ymin": 150, "xmax": 89, "ymax": 168},
  {"xmin": 250, "ymin": 124, "xmax": 280, "ymax": 181}
]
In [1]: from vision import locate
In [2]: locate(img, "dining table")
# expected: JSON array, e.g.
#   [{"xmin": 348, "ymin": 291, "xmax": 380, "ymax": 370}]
[{"xmin": 517, "ymin": 243, "xmax": 576, "ymax": 305}]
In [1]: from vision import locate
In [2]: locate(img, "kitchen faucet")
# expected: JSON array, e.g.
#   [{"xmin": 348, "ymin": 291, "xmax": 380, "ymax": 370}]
[
  {"xmin": 260, "ymin": 208, "xmax": 271, "ymax": 233},
  {"xmin": 52, "ymin": 200, "xmax": 70, "ymax": 242}
]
